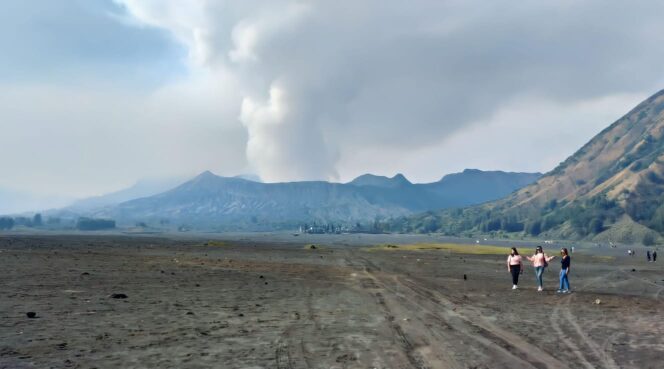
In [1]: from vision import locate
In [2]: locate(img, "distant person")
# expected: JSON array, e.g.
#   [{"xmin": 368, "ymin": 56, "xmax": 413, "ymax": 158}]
[
  {"xmin": 653, "ymin": 250, "xmax": 657, "ymax": 262},
  {"xmin": 507, "ymin": 247, "xmax": 523, "ymax": 290},
  {"xmin": 526, "ymin": 246, "xmax": 555, "ymax": 291},
  {"xmin": 557, "ymin": 248, "xmax": 571, "ymax": 293},
  {"xmin": 647, "ymin": 250, "xmax": 651, "ymax": 262},
  {"xmin": 571, "ymin": 246, "xmax": 575, "ymax": 254}
]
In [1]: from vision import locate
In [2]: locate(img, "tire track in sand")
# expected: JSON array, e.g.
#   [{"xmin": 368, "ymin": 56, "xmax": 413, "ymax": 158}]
[
  {"xmin": 396, "ymin": 275, "xmax": 564, "ymax": 369},
  {"xmin": 354, "ymin": 255, "xmax": 566, "ymax": 369},
  {"xmin": 275, "ymin": 288, "xmax": 318, "ymax": 369},
  {"xmin": 617, "ymin": 269, "xmax": 664, "ymax": 300},
  {"xmin": 549, "ymin": 270, "xmax": 620, "ymax": 369}
]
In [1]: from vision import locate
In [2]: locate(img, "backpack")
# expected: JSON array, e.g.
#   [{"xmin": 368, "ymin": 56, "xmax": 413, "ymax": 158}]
[{"xmin": 542, "ymin": 253, "xmax": 548, "ymax": 268}]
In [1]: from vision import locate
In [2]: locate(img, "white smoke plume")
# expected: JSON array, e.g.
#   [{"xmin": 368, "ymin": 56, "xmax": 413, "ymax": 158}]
[{"xmin": 115, "ymin": 0, "xmax": 664, "ymax": 182}]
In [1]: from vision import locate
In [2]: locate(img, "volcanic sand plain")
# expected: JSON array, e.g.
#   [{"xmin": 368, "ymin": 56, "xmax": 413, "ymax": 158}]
[{"xmin": 1, "ymin": 234, "xmax": 663, "ymax": 368}]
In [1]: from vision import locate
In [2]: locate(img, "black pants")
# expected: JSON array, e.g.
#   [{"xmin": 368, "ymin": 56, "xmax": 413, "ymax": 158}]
[{"xmin": 510, "ymin": 265, "xmax": 521, "ymax": 285}]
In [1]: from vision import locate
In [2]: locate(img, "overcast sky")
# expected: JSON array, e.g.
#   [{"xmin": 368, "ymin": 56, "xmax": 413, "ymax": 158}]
[{"xmin": 2, "ymin": 0, "xmax": 664, "ymax": 200}]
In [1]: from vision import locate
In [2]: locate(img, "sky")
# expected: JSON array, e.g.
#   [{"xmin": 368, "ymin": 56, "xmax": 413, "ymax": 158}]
[{"xmin": 2, "ymin": 0, "xmax": 664, "ymax": 207}]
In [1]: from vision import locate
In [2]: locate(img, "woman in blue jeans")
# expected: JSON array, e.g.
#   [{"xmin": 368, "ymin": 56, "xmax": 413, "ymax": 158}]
[
  {"xmin": 558, "ymin": 248, "xmax": 571, "ymax": 293},
  {"xmin": 526, "ymin": 246, "xmax": 555, "ymax": 291}
]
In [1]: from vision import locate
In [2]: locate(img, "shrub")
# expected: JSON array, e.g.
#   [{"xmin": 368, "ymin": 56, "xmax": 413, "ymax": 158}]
[
  {"xmin": 76, "ymin": 218, "xmax": 115, "ymax": 231},
  {"xmin": 588, "ymin": 218, "xmax": 604, "ymax": 234},
  {"xmin": 0, "ymin": 217, "xmax": 14, "ymax": 230},
  {"xmin": 526, "ymin": 220, "xmax": 542, "ymax": 236},
  {"xmin": 642, "ymin": 232, "xmax": 656, "ymax": 246}
]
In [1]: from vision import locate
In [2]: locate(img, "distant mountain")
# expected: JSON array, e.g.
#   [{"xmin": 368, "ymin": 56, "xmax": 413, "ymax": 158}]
[
  {"xmin": 392, "ymin": 89, "xmax": 664, "ymax": 243},
  {"xmin": 0, "ymin": 188, "xmax": 73, "ymax": 215},
  {"xmin": 233, "ymin": 174, "xmax": 262, "ymax": 182},
  {"xmin": 85, "ymin": 169, "xmax": 540, "ymax": 230},
  {"xmin": 426, "ymin": 169, "xmax": 542, "ymax": 208},
  {"xmin": 67, "ymin": 177, "xmax": 186, "ymax": 211},
  {"xmin": 349, "ymin": 173, "xmax": 411, "ymax": 188}
]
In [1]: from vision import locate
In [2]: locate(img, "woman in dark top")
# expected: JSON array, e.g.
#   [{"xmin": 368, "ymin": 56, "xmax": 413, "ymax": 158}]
[{"xmin": 557, "ymin": 248, "xmax": 571, "ymax": 293}]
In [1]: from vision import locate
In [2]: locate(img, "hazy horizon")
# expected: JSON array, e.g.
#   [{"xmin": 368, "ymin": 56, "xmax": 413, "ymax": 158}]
[{"xmin": 3, "ymin": 1, "xmax": 664, "ymax": 201}]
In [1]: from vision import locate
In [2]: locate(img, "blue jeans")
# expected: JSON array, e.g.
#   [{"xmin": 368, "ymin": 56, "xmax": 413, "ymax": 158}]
[
  {"xmin": 559, "ymin": 269, "xmax": 570, "ymax": 291},
  {"xmin": 535, "ymin": 266, "xmax": 544, "ymax": 287}
]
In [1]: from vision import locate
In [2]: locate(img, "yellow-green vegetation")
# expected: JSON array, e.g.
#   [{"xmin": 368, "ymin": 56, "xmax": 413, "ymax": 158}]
[
  {"xmin": 204, "ymin": 240, "xmax": 228, "ymax": 247},
  {"xmin": 304, "ymin": 244, "xmax": 322, "ymax": 250},
  {"xmin": 591, "ymin": 255, "xmax": 615, "ymax": 262},
  {"xmin": 367, "ymin": 243, "xmax": 514, "ymax": 255}
]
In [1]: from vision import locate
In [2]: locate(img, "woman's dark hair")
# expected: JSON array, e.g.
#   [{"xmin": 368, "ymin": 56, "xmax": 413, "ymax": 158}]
[
  {"xmin": 511, "ymin": 247, "xmax": 519, "ymax": 255},
  {"xmin": 561, "ymin": 248, "xmax": 569, "ymax": 256},
  {"xmin": 536, "ymin": 246, "xmax": 543, "ymax": 254}
]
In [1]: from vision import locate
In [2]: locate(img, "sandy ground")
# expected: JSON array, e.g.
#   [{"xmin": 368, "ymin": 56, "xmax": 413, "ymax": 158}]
[{"xmin": 1, "ymin": 234, "xmax": 663, "ymax": 369}]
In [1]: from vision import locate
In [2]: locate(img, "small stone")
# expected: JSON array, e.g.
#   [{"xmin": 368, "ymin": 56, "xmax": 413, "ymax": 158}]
[
  {"xmin": 26, "ymin": 312, "xmax": 37, "ymax": 318},
  {"xmin": 110, "ymin": 293, "xmax": 128, "ymax": 299}
]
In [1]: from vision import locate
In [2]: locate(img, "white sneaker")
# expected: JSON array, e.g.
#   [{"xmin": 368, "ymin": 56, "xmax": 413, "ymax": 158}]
[
  {"xmin": 512, "ymin": 285, "xmax": 518, "ymax": 290},
  {"xmin": 537, "ymin": 286, "xmax": 543, "ymax": 292}
]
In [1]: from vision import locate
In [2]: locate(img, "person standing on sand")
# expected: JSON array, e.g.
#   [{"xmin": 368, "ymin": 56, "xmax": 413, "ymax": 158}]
[
  {"xmin": 647, "ymin": 250, "xmax": 651, "ymax": 262},
  {"xmin": 557, "ymin": 248, "xmax": 571, "ymax": 293},
  {"xmin": 507, "ymin": 247, "xmax": 523, "ymax": 290},
  {"xmin": 526, "ymin": 246, "xmax": 555, "ymax": 291},
  {"xmin": 653, "ymin": 250, "xmax": 657, "ymax": 262}
]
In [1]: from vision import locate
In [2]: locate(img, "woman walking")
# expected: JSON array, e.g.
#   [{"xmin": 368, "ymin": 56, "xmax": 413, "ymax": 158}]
[
  {"xmin": 507, "ymin": 247, "xmax": 523, "ymax": 290},
  {"xmin": 526, "ymin": 246, "xmax": 555, "ymax": 291},
  {"xmin": 558, "ymin": 248, "xmax": 571, "ymax": 293}
]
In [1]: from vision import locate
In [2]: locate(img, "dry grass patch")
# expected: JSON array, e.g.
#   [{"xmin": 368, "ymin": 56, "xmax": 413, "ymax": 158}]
[
  {"xmin": 204, "ymin": 240, "xmax": 228, "ymax": 247},
  {"xmin": 367, "ymin": 243, "xmax": 513, "ymax": 255}
]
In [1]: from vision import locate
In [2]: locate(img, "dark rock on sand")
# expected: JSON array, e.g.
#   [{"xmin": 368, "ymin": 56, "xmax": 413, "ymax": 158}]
[
  {"xmin": 110, "ymin": 293, "xmax": 128, "ymax": 299},
  {"xmin": 26, "ymin": 312, "xmax": 37, "ymax": 318}
]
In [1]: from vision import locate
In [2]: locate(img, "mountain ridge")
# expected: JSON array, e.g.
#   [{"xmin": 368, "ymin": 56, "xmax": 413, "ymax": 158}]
[
  {"xmin": 390, "ymin": 89, "xmax": 664, "ymax": 243},
  {"xmin": 75, "ymin": 169, "xmax": 541, "ymax": 231}
]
